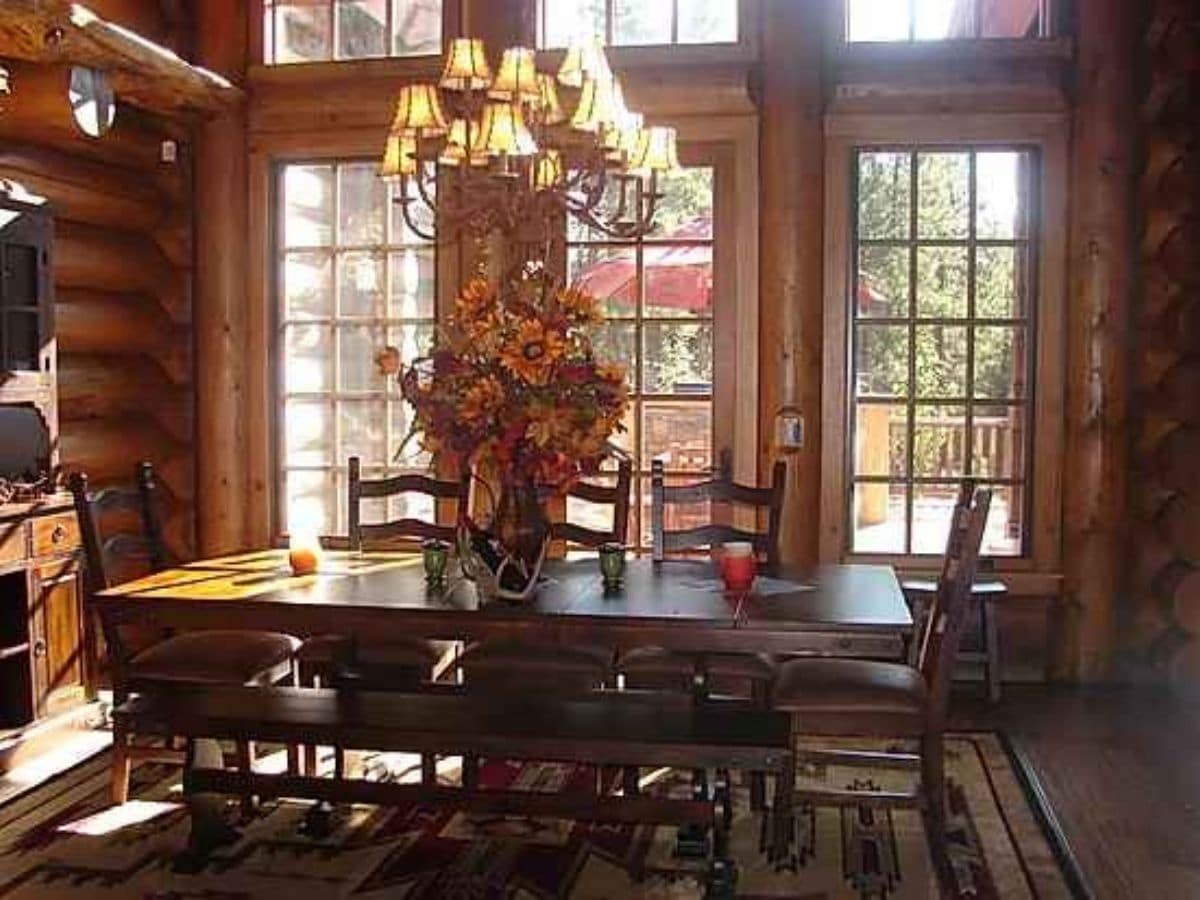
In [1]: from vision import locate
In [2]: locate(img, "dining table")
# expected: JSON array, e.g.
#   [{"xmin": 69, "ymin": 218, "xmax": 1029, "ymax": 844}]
[{"xmin": 95, "ymin": 550, "xmax": 913, "ymax": 662}]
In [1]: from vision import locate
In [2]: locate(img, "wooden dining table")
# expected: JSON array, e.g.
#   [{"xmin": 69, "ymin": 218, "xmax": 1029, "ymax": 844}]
[{"xmin": 95, "ymin": 550, "xmax": 913, "ymax": 661}]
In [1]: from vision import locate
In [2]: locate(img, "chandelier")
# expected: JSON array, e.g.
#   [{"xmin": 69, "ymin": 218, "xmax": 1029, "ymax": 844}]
[{"xmin": 378, "ymin": 37, "xmax": 679, "ymax": 247}]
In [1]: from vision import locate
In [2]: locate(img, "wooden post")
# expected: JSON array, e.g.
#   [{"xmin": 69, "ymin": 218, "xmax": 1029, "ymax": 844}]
[
  {"xmin": 194, "ymin": 0, "xmax": 248, "ymax": 555},
  {"xmin": 1056, "ymin": 0, "xmax": 1137, "ymax": 681},
  {"xmin": 758, "ymin": 0, "xmax": 825, "ymax": 567}
]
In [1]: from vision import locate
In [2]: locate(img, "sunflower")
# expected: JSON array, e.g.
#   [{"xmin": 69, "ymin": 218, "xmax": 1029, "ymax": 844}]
[
  {"xmin": 500, "ymin": 319, "xmax": 566, "ymax": 384},
  {"xmin": 526, "ymin": 403, "xmax": 573, "ymax": 447},
  {"xmin": 557, "ymin": 287, "xmax": 601, "ymax": 324},
  {"xmin": 452, "ymin": 277, "xmax": 497, "ymax": 328},
  {"xmin": 461, "ymin": 376, "xmax": 505, "ymax": 423}
]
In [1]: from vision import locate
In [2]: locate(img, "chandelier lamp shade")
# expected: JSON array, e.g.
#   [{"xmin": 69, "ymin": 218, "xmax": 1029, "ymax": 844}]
[{"xmin": 379, "ymin": 36, "xmax": 680, "ymax": 245}]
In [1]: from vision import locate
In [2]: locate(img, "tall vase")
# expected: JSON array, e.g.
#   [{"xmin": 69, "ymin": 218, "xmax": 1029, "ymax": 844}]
[{"xmin": 459, "ymin": 477, "xmax": 550, "ymax": 603}]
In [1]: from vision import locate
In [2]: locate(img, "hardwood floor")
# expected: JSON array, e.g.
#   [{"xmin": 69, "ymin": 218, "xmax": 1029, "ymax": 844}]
[{"xmin": 952, "ymin": 684, "xmax": 1200, "ymax": 899}]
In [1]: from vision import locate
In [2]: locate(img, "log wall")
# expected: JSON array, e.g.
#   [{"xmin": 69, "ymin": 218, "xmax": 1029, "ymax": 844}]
[
  {"xmin": 1135, "ymin": 1, "xmax": 1200, "ymax": 686},
  {"xmin": 0, "ymin": 1, "xmax": 195, "ymax": 559}
]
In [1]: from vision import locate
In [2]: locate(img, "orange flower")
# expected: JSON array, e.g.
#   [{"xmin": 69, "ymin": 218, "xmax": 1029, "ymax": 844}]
[
  {"xmin": 501, "ymin": 319, "xmax": 566, "ymax": 384},
  {"xmin": 557, "ymin": 287, "xmax": 601, "ymax": 323},
  {"xmin": 375, "ymin": 345, "xmax": 402, "ymax": 376},
  {"xmin": 462, "ymin": 376, "xmax": 504, "ymax": 422},
  {"xmin": 526, "ymin": 403, "xmax": 573, "ymax": 447},
  {"xmin": 596, "ymin": 362, "xmax": 626, "ymax": 385}
]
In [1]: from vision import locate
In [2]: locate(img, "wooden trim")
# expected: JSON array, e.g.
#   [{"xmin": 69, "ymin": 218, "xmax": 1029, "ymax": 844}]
[{"xmin": 819, "ymin": 113, "xmax": 1070, "ymax": 577}]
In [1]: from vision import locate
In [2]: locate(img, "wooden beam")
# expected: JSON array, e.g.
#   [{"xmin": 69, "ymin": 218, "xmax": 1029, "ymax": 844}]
[
  {"xmin": 1056, "ymin": 0, "xmax": 1138, "ymax": 681},
  {"xmin": 758, "ymin": 0, "xmax": 825, "ymax": 567},
  {"xmin": 0, "ymin": 0, "xmax": 242, "ymax": 117},
  {"xmin": 194, "ymin": 0, "xmax": 248, "ymax": 554}
]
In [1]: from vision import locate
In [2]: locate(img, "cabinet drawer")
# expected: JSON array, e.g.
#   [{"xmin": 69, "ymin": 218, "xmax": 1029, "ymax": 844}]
[
  {"xmin": 31, "ymin": 514, "xmax": 79, "ymax": 558},
  {"xmin": 0, "ymin": 522, "xmax": 26, "ymax": 566}
]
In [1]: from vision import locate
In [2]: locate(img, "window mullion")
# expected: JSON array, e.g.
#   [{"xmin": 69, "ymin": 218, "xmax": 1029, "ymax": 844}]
[{"xmin": 965, "ymin": 151, "xmax": 977, "ymax": 480}]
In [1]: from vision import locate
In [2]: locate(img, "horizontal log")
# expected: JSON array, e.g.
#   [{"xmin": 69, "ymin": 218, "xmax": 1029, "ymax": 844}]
[
  {"xmin": 1145, "ymin": 12, "xmax": 1200, "ymax": 79},
  {"xmin": 1133, "ymin": 531, "xmax": 1176, "ymax": 594},
  {"xmin": 1138, "ymin": 266, "xmax": 1185, "ymax": 327},
  {"xmin": 55, "ymin": 221, "xmax": 189, "ymax": 323},
  {"xmin": 1141, "ymin": 211, "xmax": 1200, "ymax": 288},
  {"xmin": 0, "ymin": 62, "xmax": 177, "ymax": 171},
  {"xmin": 1135, "ymin": 344, "xmax": 1180, "ymax": 392},
  {"xmin": 92, "ymin": 497, "xmax": 192, "ymax": 562},
  {"xmin": 59, "ymin": 416, "xmax": 192, "ymax": 502},
  {"xmin": 1149, "ymin": 361, "xmax": 1200, "ymax": 424},
  {"xmin": 1166, "ymin": 635, "xmax": 1200, "ymax": 686},
  {"xmin": 1156, "ymin": 425, "xmax": 1200, "ymax": 497},
  {"xmin": 1159, "ymin": 493, "xmax": 1200, "ymax": 565},
  {"xmin": 1142, "ymin": 149, "xmax": 1200, "ymax": 217},
  {"xmin": 1167, "ymin": 563, "xmax": 1200, "ymax": 635},
  {"xmin": 1142, "ymin": 77, "xmax": 1200, "ymax": 145},
  {"xmin": 59, "ymin": 353, "xmax": 193, "ymax": 442},
  {"xmin": 56, "ymin": 289, "xmax": 190, "ymax": 383},
  {"xmin": 0, "ymin": 0, "xmax": 242, "ymax": 117}
]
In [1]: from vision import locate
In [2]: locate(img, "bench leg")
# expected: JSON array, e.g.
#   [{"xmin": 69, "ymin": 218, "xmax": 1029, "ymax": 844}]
[
  {"xmin": 176, "ymin": 738, "xmax": 241, "ymax": 875},
  {"xmin": 983, "ymin": 597, "xmax": 1002, "ymax": 703},
  {"xmin": 110, "ymin": 721, "xmax": 131, "ymax": 805},
  {"xmin": 236, "ymin": 740, "xmax": 255, "ymax": 819},
  {"xmin": 421, "ymin": 753, "xmax": 437, "ymax": 787},
  {"xmin": 462, "ymin": 754, "xmax": 479, "ymax": 791},
  {"xmin": 622, "ymin": 766, "xmax": 639, "ymax": 796}
]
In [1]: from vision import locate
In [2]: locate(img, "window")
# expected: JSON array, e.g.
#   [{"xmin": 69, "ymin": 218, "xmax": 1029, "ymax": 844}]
[
  {"xmin": 846, "ymin": 0, "xmax": 1049, "ymax": 42},
  {"xmin": 277, "ymin": 160, "xmax": 435, "ymax": 535},
  {"xmin": 538, "ymin": 0, "xmax": 738, "ymax": 48},
  {"xmin": 566, "ymin": 167, "xmax": 716, "ymax": 547},
  {"xmin": 849, "ymin": 148, "xmax": 1036, "ymax": 557},
  {"xmin": 264, "ymin": 0, "xmax": 441, "ymax": 64}
]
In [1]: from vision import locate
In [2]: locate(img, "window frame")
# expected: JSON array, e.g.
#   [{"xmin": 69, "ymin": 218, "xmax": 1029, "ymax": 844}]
[
  {"xmin": 536, "ymin": 0, "xmax": 743, "ymax": 49},
  {"xmin": 820, "ymin": 113, "xmax": 1068, "ymax": 574},
  {"xmin": 840, "ymin": 0, "xmax": 1059, "ymax": 44}
]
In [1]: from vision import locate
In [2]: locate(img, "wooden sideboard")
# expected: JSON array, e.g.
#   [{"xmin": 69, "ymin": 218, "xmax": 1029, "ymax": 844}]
[{"xmin": 0, "ymin": 493, "xmax": 88, "ymax": 731}]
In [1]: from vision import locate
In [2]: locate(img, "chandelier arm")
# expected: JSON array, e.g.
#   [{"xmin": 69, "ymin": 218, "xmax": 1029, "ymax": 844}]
[{"xmin": 397, "ymin": 176, "xmax": 438, "ymax": 242}]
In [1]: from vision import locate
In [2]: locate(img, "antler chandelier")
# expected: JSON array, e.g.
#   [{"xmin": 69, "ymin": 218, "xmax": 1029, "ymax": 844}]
[{"xmin": 379, "ymin": 37, "xmax": 679, "ymax": 246}]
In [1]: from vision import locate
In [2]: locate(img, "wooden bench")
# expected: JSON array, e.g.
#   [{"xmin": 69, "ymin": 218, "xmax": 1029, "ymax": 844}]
[{"xmin": 113, "ymin": 685, "xmax": 794, "ymax": 878}]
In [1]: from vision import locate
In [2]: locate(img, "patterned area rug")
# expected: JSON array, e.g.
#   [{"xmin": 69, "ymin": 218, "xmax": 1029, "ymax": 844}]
[{"xmin": 0, "ymin": 733, "xmax": 1078, "ymax": 898}]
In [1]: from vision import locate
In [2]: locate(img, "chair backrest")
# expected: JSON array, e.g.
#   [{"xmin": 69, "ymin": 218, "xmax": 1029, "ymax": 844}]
[
  {"xmin": 68, "ymin": 461, "xmax": 169, "ymax": 597},
  {"xmin": 651, "ymin": 449, "xmax": 787, "ymax": 567},
  {"xmin": 916, "ymin": 481, "xmax": 992, "ymax": 723},
  {"xmin": 347, "ymin": 456, "xmax": 469, "ymax": 550},
  {"xmin": 551, "ymin": 458, "xmax": 633, "ymax": 548}
]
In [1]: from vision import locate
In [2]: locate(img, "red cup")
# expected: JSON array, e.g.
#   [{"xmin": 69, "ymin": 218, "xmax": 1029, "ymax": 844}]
[{"xmin": 719, "ymin": 553, "xmax": 757, "ymax": 592}]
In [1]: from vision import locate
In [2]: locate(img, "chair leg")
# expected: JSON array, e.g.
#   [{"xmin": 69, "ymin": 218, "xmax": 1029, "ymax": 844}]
[
  {"xmin": 421, "ymin": 753, "xmax": 437, "ymax": 787},
  {"xmin": 111, "ymin": 721, "xmax": 131, "ymax": 805},
  {"xmin": 462, "ymin": 753, "xmax": 480, "ymax": 791},
  {"xmin": 236, "ymin": 740, "xmax": 255, "ymax": 819},
  {"xmin": 921, "ymin": 732, "xmax": 946, "ymax": 840},
  {"xmin": 983, "ymin": 597, "xmax": 1002, "ymax": 703}
]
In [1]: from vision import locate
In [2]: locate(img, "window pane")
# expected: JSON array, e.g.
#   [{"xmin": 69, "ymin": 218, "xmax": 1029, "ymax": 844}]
[
  {"xmin": 857, "ymin": 152, "xmax": 911, "ymax": 239},
  {"xmin": 613, "ymin": 0, "xmax": 672, "ymax": 45},
  {"xmin": 388, "ymin": 248, "xmax": 435, "ymax": 319},
  {"xmin": 389, "ymin": 490, "xmax": 435, "ymax": 525},
  {"xmin": 390, "ymin": 175, "xmax": 436, "ymax": 242},
  {"xmin": 855, "ymin": 324, "xmax": 909, "ymax": 398},
  {"xmin": 567, "ymin": 177, "xmax": 625, "ymax": 242},
  {"xmin": 390, "ymin": 401, "xmax": 431, "ymax": 468},
  {"xmin": 852, "ymin": 483, "xmax": 907, "ymax": 553},
  {"xmin": 642, "ymin": 401, "xmax": 713, "ymax": 471},
  {"xmin": 858, "ymin": 246, "xmax": 909, "ymax": 318},
  {"xmin": 273, "ymin": 3, "xmax": 332, "ymax": 63},
  {"xmin": 913, "ymin": 405, "xmax": 966, "ymax": 477},
  {"xmin": 972, "ymin": 404, "xmax": 1027, "ymax": 479},
  {"xmin": 566, "ymin": 475, "xmax": 621, "ymax": 539},
  {"xmin": 338, "ymin": 163, "xmax": 386, "ymax": 245},
  {"xmin": 284, "ymin": 324, "xmax": 332, "ymax": 392},
  {"xmin": 285, "ymin": 401, "xmax": 332, "ymax": 466},
  {"xmin": 848, "ymin": 0, "xmax": 910, "ymax": 40},
  {"xmin": 917, "ymin": 152, "xmax": 969, "ymax": 239},
  {"xmin": 338, "ymin": 251, "xmax": 384, "ymax": 317},
  {"xmin": 337, "ymin": 0, "xmax": 386, "ymax": 58},
  {"xmin": 648, "ymin": 167, "xmax": 714, "ymax": 239},
  {"xmin": 645, "ymin": 245, "xmax": 713, "ymax": 319},
  {"xmin": 915, "ymin": 325, "xmax": 967, "ymax": 398},
  {"xmin": 911, "ymin": 483, "xmax": 958, "ymax": 554},
  {"xmin": 386, "ymin": 322, "xmax": 434, "ymax": 368},
  {"xmin": 570, "ymin": 245, "xmax": 637, "ymax": 318},
  {"xmin": 854, "ymin": 404, "xmax": 908, "ymax": 477},
  {"xmin": 977, "ymin": 152, "xmax": 1031, "ymax": 239},
  {"xmin": 976, "ymin": 245, "xmax": 1028, "ymax": 319},
  {"xmin": 543, "ymin": 0, "xmax": 606, "ymax": 46},
  {"xmin": 590, "ymin": 322, "xmax": 637, "ymax": 388},
  {"xmin": 642, "ymin": 323, "xmax": 712, "ymax": 394},
  {"xmin": 338, "ymin": 324, "xmax": 386, "ymax": 392},
  {"xmin": 286, "ymin": 469, "xmax": 334, "ymax": 534},
  {"xmin": 392, "ymin": 0, "xmax": 441, "ymax": 56},
  {"xmin": 641, "ymin": 475, "xmax": 715, "ymax": 550},
  {"xmin": 678, "ymin": 0, "xmax": 739, "ymax": 43},
  {"xmin": 283, "ymin": 252, "xmax": 332, "ymax": 320},
  {"xmin": 974, "ymin": 325, "xmax": 1027, "ymax": 399},
  {"xmin": 284, "ymin": 165, "xmax": 333, "ymax": 247},
  {"xmin": 916, "ymin": 246, "xmax": 968, "ymax": 318},
  {"xmin": 982, "ymin": 484, "xmax": 1024, "ymax": 556},
  {"xmin": 915, "ymin": 0, "xmax": 973, "ymax": 40},
  {"xmin": 339, "ymin": 399, "xmax": 388, "ymax": 465}
]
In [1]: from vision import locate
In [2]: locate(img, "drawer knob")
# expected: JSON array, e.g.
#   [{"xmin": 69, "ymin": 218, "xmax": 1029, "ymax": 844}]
[
  {"xmin": 51, "ymin": 524, "xmax": 68, "ymax": 544},
  {"xmin": 33, "ymin": 639, "xmax": 46, "ymax": 658}
]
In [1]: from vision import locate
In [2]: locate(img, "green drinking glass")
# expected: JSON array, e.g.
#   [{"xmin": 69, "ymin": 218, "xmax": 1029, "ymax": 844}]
[
  {"xmin": 422, "ymin": 539, "xmax": 450, "ymax": 587},
  {"xmin": 599, "ymin": 542, "xmax": 626, "ymax": 592}
]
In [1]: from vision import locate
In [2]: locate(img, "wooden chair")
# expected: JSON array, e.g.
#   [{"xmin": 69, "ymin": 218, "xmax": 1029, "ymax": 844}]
[
  {"xmin": 903, "ymin": 577, "xmax": 1006, "ymax": 703},
  {"xmin": 619, "ymin": 451, "xmax": 786, "ymax": 695},
  {"xmin": 769, "ymin": 482, "xmax": 992, "ymax": 867},
  {"xmin": 455, "ymin": 458, "xmax": 634, "ymax": 693},
  {"xmin": 69, "ymin": 464, "xmax": 300, "ymax": 805},
  {"xmin": 300, "ymin": 456, "xmax": 470, "ymax": 691}
]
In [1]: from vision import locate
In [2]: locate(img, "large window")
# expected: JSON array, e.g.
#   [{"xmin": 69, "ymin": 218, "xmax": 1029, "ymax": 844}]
[
  {"xmin": 566, "ymin": 167, "xmax": 716, "ymax": 547},
  {"xmin": 538, "ymin": 0, "xmax": 738, "ymax": 48},
  {"xmin": 846, "ymin": 0, "xmax": 1049, "ymax": 42},
  {"xmin": 264, "ymin": 0, "xmax": 441, "ymax": 64},
  {"xmin": 849, "ymin": 148, "xmax": 1036, "ymax": 557},
  {"xmin": 277, "ymin": 161, "xmax": 435, "ymax": 535}
]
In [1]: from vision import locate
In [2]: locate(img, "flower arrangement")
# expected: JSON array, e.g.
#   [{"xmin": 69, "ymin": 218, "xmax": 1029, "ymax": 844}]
[{"xmin": 377, "ymin": 263, "xmax": 630, "ymax": 495}]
